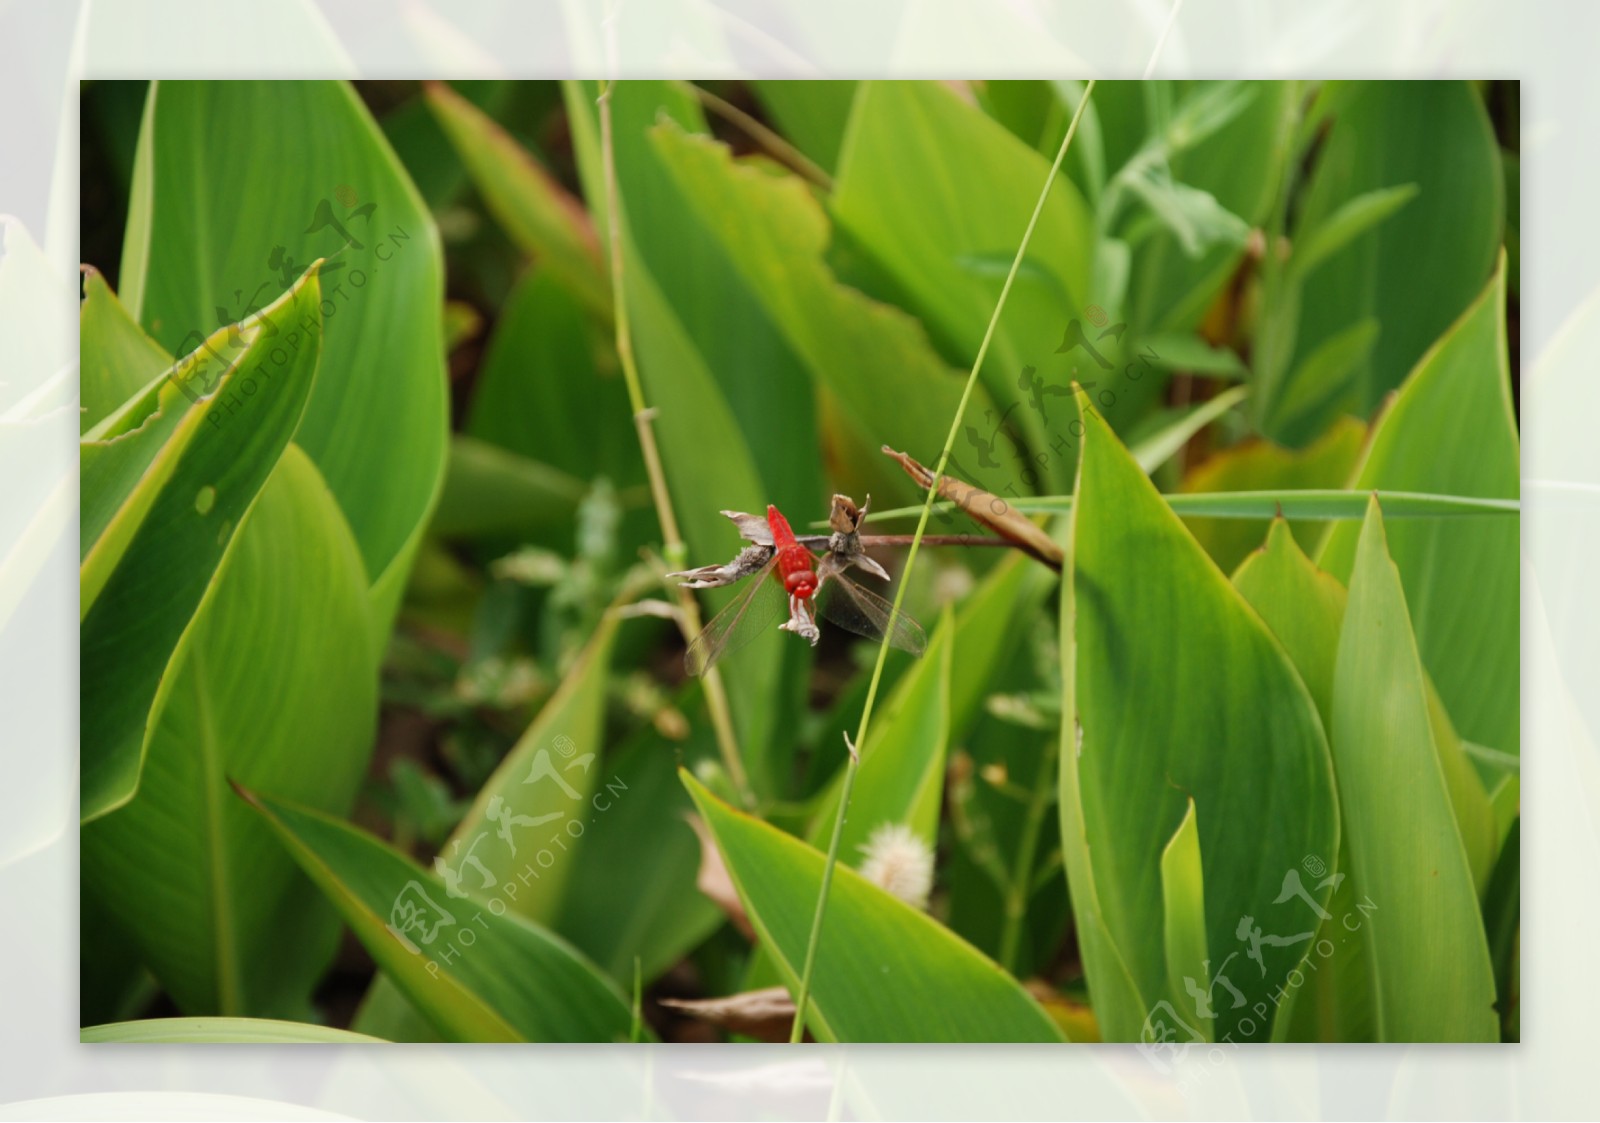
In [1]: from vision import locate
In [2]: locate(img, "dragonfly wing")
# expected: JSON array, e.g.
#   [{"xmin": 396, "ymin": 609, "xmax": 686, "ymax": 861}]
[
  {"xmin": 683, "ymin": 561, "xmax": 785, "ymax": 676},
  {"xmin": 816, "ymin": 575, "xmax": 927, "ymax": 657}
]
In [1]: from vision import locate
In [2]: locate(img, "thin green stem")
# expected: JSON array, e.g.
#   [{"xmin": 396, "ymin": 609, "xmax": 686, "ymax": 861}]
[
  {"xmin": 787, "ymin": 80, "xmax": 1099, "ymax": 1043},
  {"xmin": 597, "ymin": 80, "xmax": 753, "ymax": 808},
  {"xmin": 788, "ymin": 734, "xmax": 860, "ymax": 1043},
  {"xmin": 998, "ymin": 734, "xmax": 1060, "ymax": 973},
  {"xmin": 677, "ymin": 80, "xmax": 833, "ymax": 191}
]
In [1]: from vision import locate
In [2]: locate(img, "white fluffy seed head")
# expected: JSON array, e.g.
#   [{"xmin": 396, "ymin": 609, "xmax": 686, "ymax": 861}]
[{"xmin": 857, "ymin": 822, "xmax": 935, "ymax": 910}]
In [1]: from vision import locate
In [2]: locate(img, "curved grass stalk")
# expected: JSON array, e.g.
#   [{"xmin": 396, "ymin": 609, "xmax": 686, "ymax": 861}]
[
  {"xmin": 788, "ymin": 80, "xmax": 1100, "ymax": 1043},
  {"xmin": 597, "ymin": 80, "xmax": 752, "ymax": 808}
]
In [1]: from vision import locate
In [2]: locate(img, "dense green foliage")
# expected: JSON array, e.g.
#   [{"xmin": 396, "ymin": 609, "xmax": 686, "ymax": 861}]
[{"xmin": 79, "ymin": 79, "xmax": 1518, "ymax": 1043}]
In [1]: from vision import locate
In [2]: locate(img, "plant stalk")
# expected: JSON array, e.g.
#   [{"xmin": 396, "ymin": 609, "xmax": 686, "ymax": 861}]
[
  {"xmin": 788, "ymin": 733, "xmax": 860, "ymax": 1043},
  {"xmin": 998, "ymin": 733, "xmax": 1060, "ymax": 973},
  {"xmin": 677, "ymin": 81, "xmax": 832, "ymax": 190},
  {"xmin": 787, "ymin": 80, "xmax": 1099, "ymax": 1043},
  {"xmin": 597, "ymin": 79, "xmax": 753, "ymax": 808}
]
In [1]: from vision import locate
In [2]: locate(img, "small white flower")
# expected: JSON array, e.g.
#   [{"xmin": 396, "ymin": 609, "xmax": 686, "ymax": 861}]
[{"xmin": 857, "ymin": 822, "xmax": 935, "ymax": 910}]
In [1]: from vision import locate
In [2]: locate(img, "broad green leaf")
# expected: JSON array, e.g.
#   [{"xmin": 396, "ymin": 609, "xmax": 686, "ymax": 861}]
[
  {"xmin": 120, "ymin": 80, "xmax": 449, "ymax": 630},
  {"xmin": 832, "ymin": 80, "xmax": 1095, "ymax": 493},
  {"xmin": 465, "ymin": 265, "xmax": 642, "ymax": 492},
  {"xmin": 1137, "ymin": 333, "xmax": 1248, "ymax": 378},
  {"xmin": 947, "ymin": 550, "xmax": 1051, "ymax": 736},
  {"xmin": 1160, "ymin": 799, "xmax": 1213, "ymax": 1041},
  {"xmin": 1482, "ymin": 817, "xmax": 1519, "ymax": 1040},
  {"xmin": 1330, "ymin": 498, "xmax": 1497, "ymax": 1041},
  {"xmin": 1318, "ymin": 259, "xmax": 1519, "ymax": 755},
  {"xmin": 82, "ymin": 444, "xmax": 377, "ymax": 1017},
  {"xmin": 681, "ymin": 772, "xmax": 1064, "ymax": 1043},
  {"xmin": 380, "ymin": 81, "xmax": 513, "ymax": 209},
  {"xmin": 1129, "ymin": 384, "xmax": 1248, "ymax": 474},
  {"xmin": 243, "ymin": 788, "xmax": 639, "ymax": 1043},
  {"xmin": 1289, "ymin": 183, "xmax": 1418, "ymax": 283},
  {"xmin": 354, "ymin": 613, "xmax": 620, "ymax": 1041},
  {"xmin": 1232, "ymin": 520, "xmax": 1349, "ymax": 721},
  {"xmin": 78, "ymin": 269, "xmax": 173, "ymax": 433},
  {"xmin": 81, "ymin": 270, "xmax": 324, "ymax": 821},
  {"xmin": 82, "ymin": 1018, "xmax": 386, "ymax": 1044},
  {"xmin": 1066, "ymin": 391, "xmax": 1338, "ymax": 1043},
  {"xmin": 1232, "ymin": 517, "xmax": 1497, "ymax": 1039},
  {"xmin": 1121, "ymin": 82, "xmax": 1296, "ymax": 337},
  {"xmin": 648, "ymin": 120, "xmax": 996, "ymax": 506},
  {"xmin": 429, "ymin": 434, "xmax": 586, "ymax": 541},
  {"xmin": 808, "ymin": 607, "xmax": 954, "ymax": 854},
  {"xmin": 1183, "ymin": 415, "xmax": 1366, "ymax": 577},
  {"xmin": 1288, "ymin": 81, "xmax": 1503, "ymax": 414},
  {"xmin": 442, "ymin": 612, "xmax": 620, "ymax": 925},
  {"xmin": 1057, "ymin": 503, "xmax": 1150, "ymax": 1044},
  {"xmin": 426, "ymin": 81, "xmax": 610, "ymax": 318},
  {"xmin": 1424, "ymin": 681, "xmax": 1499, "ymax": 895},
  {"xmin": 1266, "ymin": 319, "xmax": 1379, "ymax": 447},
  {"xmin": 1122, "ymin": 164, "xmax": 1249, "ymax": 258},
  {"xmin": 750, "ymin": 80, "xmax": 858, "ymax": 175},
  {"xmin": 1232, "ymin": 520, "xmax": 1369, "ymax": 1042},
  {"xmin": 556, "ymin": 712, "xmax": 723, "ymax": 984},
  {"xmin": 563, "ymin": 79, "xmax": 798, "ymax": 790}
]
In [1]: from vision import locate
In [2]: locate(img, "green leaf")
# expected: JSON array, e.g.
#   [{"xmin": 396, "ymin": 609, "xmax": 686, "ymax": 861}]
[
  {"xmin": 465, "ymin": 265, "xmax": 642, "ymax": 492},
  {"xmin": 429, "ymin": 434, "xmax": 586, "ymax": 541},
  {"xmin": 1482, "ymin": 817, "xmax": 1519, "ymax": 1040},
  {"xmin": 555, "ymin": 714, "xmax": 723, "ymax": 984},
  {"xmin": 1265, "ymin": 318, "xmax": 1379, "ymax": 446},
  {"xmin": 425, "ymin": 81, "xmax": 611, "ymax": 318},
  {"xmin": 1181, "ymin": 415, "xmax": 1367, "ymax": 576},
  {"xmin": 1289, "ymin": 81, "xmax": 1503, "ymax": 414},
  {"xmin": 832, "ymin": 80, "xmax": 1095, "ymax": 493},
  {"xmin": 1160, "ymin": 799, "xmax": 1213, "ymax": 1041},
  {"xmin": 121, "ymin": 80, "xmax": 449, "ymax": 630},
  {"xmin": 563, "ymin": 79, "xmax": 800, "ymax": 790},
  {"xmin": 648, "ymin": 119, "xmax": 993, "ymax": 506},
  {"xmin": 1064, "ymin": 391, "xmax": 1338, "ymax": 1043},
  {"xmin": 80, "ymin": 269, "xmax": 324, "ymax": 821},
  {"xmin": 1129, "ymin": 384, "xmax": 1249, "ymax": 474},
  {"xmin": 353, "ymin": 613, "xmax": 620, "ymax": 1040},
  {"xmin": 808, "ymin": 607, "xmax": 954, "ymax": 855},
  {"xmin": 78, "ymin": 269, "xmax": 174, "ymax": 433},
  {"xmin": 1121, "ymin": 82, "xmax": 1297, "ymax": 337},
  {"xmin": 750, "ymin": 81, "xmax": 858, "ymax": 175},
  {"xmin": 1318, "ymin": 258, "xmax": 1519, "ymax": 755},
  {"xmin": 1232, "ymin": 520, "xmax": 1369, "ymax": 1041},
  {"xmin": 1122, "ymin": 164, "xmax": 1250, "ymax": 258},
  {"xmin": 1010, "ymin": 488, "xmax": 1515, "ymax": 521},
  {"xmin": 681, "ymin": 772, "xmax": 1064, "ymax": 1043},
  {"xmin": 242, "ymin": 787, "xmax": 639, "ymax": 1043},
  {"xmin": 82, "ymin": 1018, "xmax": 386, "ymax": 1043},
  {"xmin": 82, "ymin": 444, "xmax": 377, "ymax": 1017},
  {"xmin": 1232, "ymin": 517, "xmax": 1497, "ymax": 1040},
  {"xmin": 1289, "ymin": 183, "xmax": 1418, "ymax": 282},
  {"xmin": 1330, "ymin": 497, "xmax": 1498, "ymax": 1041}
]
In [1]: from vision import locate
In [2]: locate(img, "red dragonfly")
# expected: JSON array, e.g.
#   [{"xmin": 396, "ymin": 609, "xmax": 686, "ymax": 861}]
[{"xmin": 681, "ymin": 505, "xmax": 926, "ymax": 677}]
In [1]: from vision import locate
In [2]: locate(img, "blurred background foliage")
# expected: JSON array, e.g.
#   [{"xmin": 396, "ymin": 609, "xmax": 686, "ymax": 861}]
[{"xmin": 78, "ymin": 79, "xmax": 1519, "ymax": 1043}]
